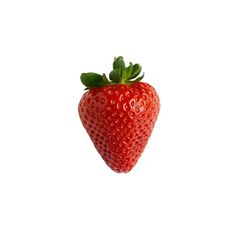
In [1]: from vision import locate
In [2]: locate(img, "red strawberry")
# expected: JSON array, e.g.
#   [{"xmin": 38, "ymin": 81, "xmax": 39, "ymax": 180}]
[{"xmin": 78, "ymin": 56, "xmax": 160, "ymax": 173}]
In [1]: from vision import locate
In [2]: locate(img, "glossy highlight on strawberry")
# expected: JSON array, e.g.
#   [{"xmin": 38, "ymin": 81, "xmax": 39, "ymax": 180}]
[{"xmin": 78, "ymin": 57, "xmax": 160, "ymax": 173}]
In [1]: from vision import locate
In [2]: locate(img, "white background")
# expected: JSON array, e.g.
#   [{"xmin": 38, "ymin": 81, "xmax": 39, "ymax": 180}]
[{"xmin": 0, "ymin": 0, "xmax": 236, "ymax": 235}]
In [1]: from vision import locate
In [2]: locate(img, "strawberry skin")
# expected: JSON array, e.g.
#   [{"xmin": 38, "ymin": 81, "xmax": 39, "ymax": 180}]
[{"xmin": 78, "ymin": 82, "xmax": 160, "ymax": 173}]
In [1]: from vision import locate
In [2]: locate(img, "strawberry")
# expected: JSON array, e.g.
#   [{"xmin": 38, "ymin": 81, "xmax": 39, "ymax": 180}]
[{"xmin": 78, "ymin": 56, "xmax": 160, "ymax": 173}]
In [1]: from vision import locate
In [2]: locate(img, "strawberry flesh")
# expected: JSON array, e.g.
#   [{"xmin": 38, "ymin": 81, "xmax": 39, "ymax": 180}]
[{"xmin": 79, "ymin": 82, "xmax": 160, "ymax": 173}]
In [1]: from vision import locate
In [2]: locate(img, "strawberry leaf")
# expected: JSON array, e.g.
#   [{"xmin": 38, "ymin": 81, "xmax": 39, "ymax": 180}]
[
  {"xmin": 80, "ymin": 56, "xmax": 145, "ymax": 88},
  {"xmin": 109, "ymin": 68, "xmax": 122, "ymax": 83},
  {"xmin": 113, "ymin": 56, "xmax": 125, "ymax": 70},
  {"xmin": 129, "ymin": 64, "xmax": 142, "ymax": 79},
  {"xmin": 121, "ymin": 63, "xmax": 133, "ymax": 82},
  {"xmin": 133, "ymin": 73, "xmax": 145, "ymax": 82},
  {"xmin": 81, "ymin": 73, "xmax": 105, "ymax": 88}
]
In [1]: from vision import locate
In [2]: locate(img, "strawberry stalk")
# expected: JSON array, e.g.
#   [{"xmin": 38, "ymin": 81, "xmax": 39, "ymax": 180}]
[{"xmin": 81, "ymin": 56, "xmax": 144, "ymax": 89}]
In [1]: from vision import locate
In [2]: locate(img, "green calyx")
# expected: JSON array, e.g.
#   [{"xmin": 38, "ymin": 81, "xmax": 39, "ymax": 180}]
[{"xmin": 80, "ymin": 56, "xmax": 144, "ymax": 89}]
